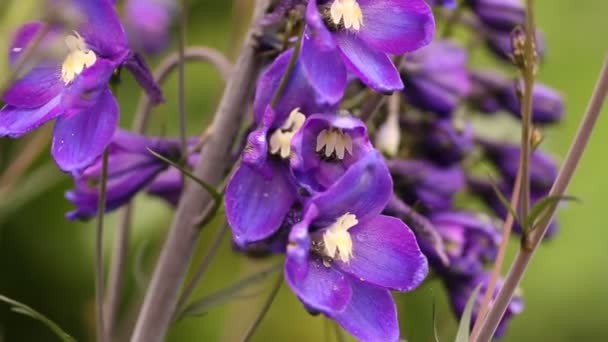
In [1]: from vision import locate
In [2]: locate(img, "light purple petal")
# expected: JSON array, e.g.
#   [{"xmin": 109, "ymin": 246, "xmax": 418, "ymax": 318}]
[
  {"xmin": 336, "ymin": 33, "xmax": 403, "ymax": 93},
  {"xmin": 51, "ymin": 88, "xmax": 118, "ymax": 173},
  {"xmin": 333, "ymin": 279, "xmax": 399, "ymax": 342},
  {"xmin": 0, "ymin": 95, "xmax": 63, "ymax": 137},
  {"xmin": 225, "ymin": 162, "xmax": 297, "ymax": 246},
  {"xmin": 285, "ymin": 256, "xmax": 352, "ymax": 314},
  {"xmin": 61, "ymin": 59, "xmax": 116, "ymax": 116},
  {"xmin": 311, "ymin": 151, "xmax": 392, "ymax": 226},
  {"xmin": 336, "ymin": 215, "xmax": 428, "ymax": 291},
  {"xmin": 300, "ymin": 31, "xmax": 347, "ymax": 104},
  {"xmin": 357, "ymin": 0, "xmax": 435, "ymax": 54}
]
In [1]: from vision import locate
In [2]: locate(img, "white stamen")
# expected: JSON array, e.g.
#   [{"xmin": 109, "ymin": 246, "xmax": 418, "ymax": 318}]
[
  {"xmin": 330, "ymin": 0, "xmax": 364, "ymax": 31},
  {"xmin": 61, "ymin": 32, "xmax": 97, "ymax": 84},
  {"xmin": 12, "ymin": 47, "xmax": 22, "ymax": 52},
  {"xmin": 323, "ymin": 213, "xmax": 358, "ymax": 263},
  {"xmin": 316, "ymin": 128, "xmax": 353, "ymax": 159},
  {"xmin": 375, "ymin": 111, "xmax": 401, "ymax": 157},
  {"xmin": 269, "ymin": 108, "xmax": 306, "ymax": 159}
]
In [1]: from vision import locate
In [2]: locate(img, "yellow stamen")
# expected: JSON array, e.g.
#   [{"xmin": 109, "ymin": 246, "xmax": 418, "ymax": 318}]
[
  {"xmin": 269, "ymin": 108, "xmax": 306, "ymax": 158},
  {"xmin": 61, "ymin": 32, "xmax": 97, "ymax": 85},
  {"xmin": 330, "ymin": 0, "xmax": 364, "ymax": 31},
  {"xmin": 323, "ymin": 213, "xmax": 358, "ymax": 263},
  {"xmin": 316, "ymin": 128, "xmax": 353, "ymax": 159}
]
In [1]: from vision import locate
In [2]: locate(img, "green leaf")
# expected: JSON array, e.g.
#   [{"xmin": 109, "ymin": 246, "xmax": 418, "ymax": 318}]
[
  {"xmin": 454, "ymin": 284, "xmax": 482, "ymax": 342},
  {"xmin": 432, "ymin": 295, "xmax": 440, "ymax": 342},
  {"xmin": 147, "ymin": 148, "xmax": 222, "ymax": 203},
  {"xmin": 177, "ymin": 262, "xmax": 282, "ymax": 320},
  {"xmin": 0, "ymin": 294, "xmax": 76, "ymax": 342},
  {"xmin": 525, "ymin": 194, "xmax": 579, "ymax": 233},
  {"xmin": 488, "ymin": 177, "xmax": 521, "ymax": 225}
]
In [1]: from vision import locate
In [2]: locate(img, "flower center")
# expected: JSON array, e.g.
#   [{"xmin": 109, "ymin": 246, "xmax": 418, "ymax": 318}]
[
  {"xmin": 61, "ymin": 32, "xmax": 97, "ymax": 85},
  {"xmin": 330, "ymin": 0, "xmax": 363, "ymax": 31},
  {"xmin": 269, "ymin": 108, "xmax": 306, "ymax": 158},
  {"xmin": 316, "ymin": 128, "xmax": 353, "ymax": 160},
  {"xmin": 322, "ymin": 213, "xmax": 358, "ymax": 263}
]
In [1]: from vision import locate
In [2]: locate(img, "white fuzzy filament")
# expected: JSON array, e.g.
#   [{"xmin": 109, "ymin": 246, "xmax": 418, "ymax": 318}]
[
  {"xmin": 323, "ymin": 213, "xmax": 358, "ymax": 263},
  {"xmin": 61, "ymin": 32, "xmax": 97, "ymax": 84},
  {"xmin": 330, "ymin": 0, "xmax": 364, "ymax": 31},
  {"xmin": 316, "ymin": 128, "xmax": 353, "ymax": 160},
  {"xmin": 269, "ymin": 108, "xmax": 306, "ymax": 158}
]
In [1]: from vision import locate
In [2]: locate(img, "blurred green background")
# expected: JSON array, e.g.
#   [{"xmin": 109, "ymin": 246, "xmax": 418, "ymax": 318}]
[{"xmin": 0, "ymin": 1, "xmax": 607, "ymax": 341}]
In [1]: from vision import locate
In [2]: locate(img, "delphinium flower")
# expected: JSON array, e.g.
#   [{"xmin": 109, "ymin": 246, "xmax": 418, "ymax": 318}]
[
  {"xmin": 65, "ymin": 129, "xmax": 198, "ymax": 220},
  {"xmin": 426, "ymin": 0, "xmax": 457, "ymax": 9},
  {"xmin": 300, "ymin": 0, "xmax": 435, "ymax": 100},
  {"xmin": 123, "ymin": 0, "xmax": 177, "ymax": 54},
  {"xmin": 0, "ymin": 0, "xmax": 162, "ymax": 173}
]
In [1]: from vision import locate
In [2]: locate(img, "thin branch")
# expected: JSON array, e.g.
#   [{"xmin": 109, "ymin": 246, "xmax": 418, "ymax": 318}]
[
  {"xmin": 133, "ymin": 47, "xmax": 233, "ymax": 131},
  {"xmin": 95, "ymin": 149, "xmax": 110, "ymax": 342},
  {"xmin": 178, "ymin": 0, "xmax": 188, "ymax": 157},
  {"xmin": 240, "ymin": 274, "xmax": 283, "ymax": 342},
  {"xmin": 475, "ymin": 54, "xmax": 608, "ymax": 342},
  {"xmin": 130, "ymin": 2, "xmax": 270, "ymax": 341}
]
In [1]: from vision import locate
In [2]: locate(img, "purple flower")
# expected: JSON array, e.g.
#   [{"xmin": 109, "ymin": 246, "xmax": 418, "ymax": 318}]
[
  {"xmin": 66, "ymin": 129, "xmax": 182, "ymax": 220},
  {"xmin": 485, "ymin": 28, "xmax": 546, "ymax": 63},
  {"xmin": 401, "ymin": 40, "xmax": 471, "ymax": 116},
  {"xmin": 468, "ymin": 0, "xmax": 525, "ymax": 31},
  {"xmin": 445, "ymin": 272, "xmax": 524, "ymax": 338},
  {"xmin": 421, "ymin": 119, "xmax": 474, "ymax": 165},
  {"xmin": 286, "ymin": 151, "xmax": 428, "ymax": 341},
  {"xmin": 499, "ymin": 81, "xmax": 564, "ymax": 124},
  {"xmin": 469, "ymin": 69, "xmax": 511, "ymax": 114},
  {"xmin": 426, "ymin": 0, "xmax": 457, "ymax": 8},
  {"xmin": 428, "ymin": 212, "xmax": 500, "ymax": 275},
  {"xmin": 290, "ymin": 113, "xmax": 373, "ymax": 193},
  {"xmin": 388, "ymin": 159, "xmax": 466, "ymax": 212},
  {"xmin": 0, "ymin": 0, "xmax": 162, "ymax": 173},
  {"xmin": 125, "ymin": 0, "xmax": 177, "ymax": 54},
  {"xmin": 300, "ymin": 0, "xmax": 435, "ymax": 99}
]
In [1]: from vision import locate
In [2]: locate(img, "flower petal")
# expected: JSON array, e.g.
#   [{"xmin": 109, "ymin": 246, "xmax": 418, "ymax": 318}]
[
  {"xmin": 75, "ymin": 0, "xmax": 129, "ymax": 58},
  {"xmin": 285, "ymin": 256, "xmax": 352, "ymax": 314},
  {"xmin": 0, "ymin": 95, "xmax": 63, "ymax": 137},
  {"xmin": 300, "ymin": 31, "xmax": 347, "ymax": 105},
  {"xmin": 335, "ymin": 215, "xmax": 428, "ymax": 291},
  {"xmin": 51, "ymin": 88, "xmax": 118, "ymax": 173},
  {"xmin": 358, "ymin": 0, "xmax": 435, "ymax": 54},
  {"xmin": 335, "ymin": 33, "xmax": 403, "ymax": 93},
  {"xmin": 333, "ymin": 279, "xmax": 399, "ymax": 342},
  {"xmin": 123, "ymin": 53, "xmax": 164, "ymax": 105},
  {"xmin": 311, "ymin": 151, "xmax": 392, "ymax": 226},
  {"xmin": 61, "ymin": 59, "xmax": 116, "ymax": 117},
  {"xmin": 225, "ymin": 162, "xmax": 297, "ymax": 246}
]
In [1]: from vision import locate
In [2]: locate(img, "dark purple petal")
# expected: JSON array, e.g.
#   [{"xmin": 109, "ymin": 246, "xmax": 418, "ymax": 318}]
[
  {"xmin": 225, "ymin": 162, "xmax": 297, "ymax": 246},
  {"xmin": 300, "ymin": 32, "xmax": 347, "ymax": 104},
  {"xmin": 336, "ymin": 215, "xmax": 428, "ymax": 291},
  {"xmin": 421, "ymin": 119, "xmax": 474, "ymax": 165},
  {"xmin": 75, "ymin": 0, "xmax": 129, "ymax": 59},
  {"xmin": 335, "ymin": 33, "xmax": 403, "ymax": 93},
  {"xmin": 285, "ymin": 256, "xmax": 352, "ymax": 314},
  {"xmin": 469, "ymin": 0, "xmax": 525, "ymax": 31},
  {"xmin": 146, "ymin": 167, "xmax": 183, "ymax": 206},
  {"xmin": 311, "ymin": 151, "xmax": 392, "ymax": 226},
  {"xmin": 500, "ymin": 82, "xmax": 564, "ymax": 124},
  {"xmin": 51, "ymin": 88, "xmax": 118, "ymax": 173},
  {"xmin": 0, "ymin": 96, "xmax": 63, "ymax": 137},
  {"xmin": 304, "ymin": 0, "xmax": 337, "ymax": 50},
  {"xmin": 3, "ymin": 23, "xmax": 63, "ymax": 108},
  {"xmin": 333, "ymin": 279, "xmax": 399, "ymax": 342},
  {"xmin": 124, "ymin": 53, "xmax": 164, "ymax": 105},
  {"xmin": 357, "ymin": 0, "xmax": 435, "ymax": 54}
]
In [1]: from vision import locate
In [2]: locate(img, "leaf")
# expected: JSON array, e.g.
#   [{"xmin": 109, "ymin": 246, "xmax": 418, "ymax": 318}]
[
  {"xmin": 524, "ymin": 194, "xmax": 579, "ymax": 233},
  {"xmin": 454, "ymin": 284, "xmax": 482, "ymax": 342},
  {"xmin": 147, "ymin": 148, "xmax": 223, "ymax": 203},
  {"xmin": 177, "ymin": 262, "xmax": 282, "ymax": 320},
  {"xmin": 487, "ymin": 176, "xmax": 521, "ymax": 226},
  {"xmin": 0, "ymin": 295, "xmax": 76, "ymax": 342},
  {"xmin": 432, "ymin": 294, "xmax": 440, "ymax": 342}
]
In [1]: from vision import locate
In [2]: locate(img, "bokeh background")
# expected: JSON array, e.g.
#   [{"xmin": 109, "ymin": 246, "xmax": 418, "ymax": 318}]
[{"xmin": 0, "ymin": 1, "xmax": 607, "ymax": 341}]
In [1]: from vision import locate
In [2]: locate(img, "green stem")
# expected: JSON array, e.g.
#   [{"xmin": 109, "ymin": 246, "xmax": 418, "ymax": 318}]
[{"xmin": 95, "ymin": 148, "xmax": 110, "ymax": 342}]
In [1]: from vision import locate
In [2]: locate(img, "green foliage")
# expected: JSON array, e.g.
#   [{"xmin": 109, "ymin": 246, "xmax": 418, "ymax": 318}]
[{"xmin": 454, "ymin": 284, "xmax": 481, "ymax": 342}]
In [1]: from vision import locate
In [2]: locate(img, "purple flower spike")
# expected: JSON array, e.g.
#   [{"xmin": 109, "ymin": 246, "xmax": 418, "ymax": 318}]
[
  {"xmin": 422, "ymin": 119, "xmax": 474, "ymax": 165},
  {"xmin": 290, "ymin": 112, "xmax": 373, "ymax": 192},
  {"xmin": 65, "ymin": 129, "xmax": 181, "ymax": 220},
  {"xmin": 125, "ymin": 0, "xmax": 177, "ymax": 54},
  {"xmin": 429, "ymin": 212, "xmax": 501, "ymax": 275},
  {"xmin": 499, "ymin": 82, "xmax": 565, "ymax": 124},
  {"xmin": 468, "ymin": 0, "xmax": 525, "ymax": 31},
  {"xmin": 388, "ymin": 159, "xmax": 465, "ymax": 213},
  {"xmin": 445, "ymin": 272, "xmax": 524, "ymax": 338},
  {"xmin": 485, "ymin": 29, "xmax": 546, "ymax": 63},
  {"xmin": 469, "ymin": 69, "xmax": 511, "ymax": 114},
  {"xmin": 285, "ymin": 151, "xmax": 428, "ymax": 341},
  {"xmin": 402, "ymin": 40, "xmax": 472, "ymax": 116},
  {"xmin": 426, "ymin": 0, "xmax": 457, "ymax": 8},
  {"xmin": 0, "ymin": 0, "xmax": 162, "ymax": 173},
  {"xmin": 301, "ymin": 0, "xmax": 435, "ymax": 97}
]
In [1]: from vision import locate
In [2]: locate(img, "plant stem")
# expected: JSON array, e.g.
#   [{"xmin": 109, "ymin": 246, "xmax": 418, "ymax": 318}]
[
  {"xmin": 95, "ymin": 148, "xmax": 110, "ymax": 342},
  {"xmin": 178, "ymin": 0, "xmax": 188, "ymax": 157},
  {"xmin": 240, "ymin": 274, "xmax": 283, "ymax": 341},
  {"xmin": 130, "ymin": 2, "xmax": 270, "ymax": 341},
  {"xmin": 475, "ymin": 54, "xmax": 608, "ymax": 342}
]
